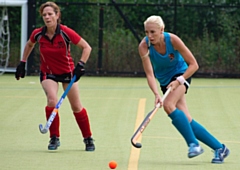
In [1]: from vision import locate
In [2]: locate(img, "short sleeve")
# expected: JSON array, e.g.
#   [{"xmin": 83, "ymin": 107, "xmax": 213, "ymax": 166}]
[
  {"xmin": 29, "ymin": 28, "xmax": 42, "ymax": 43},
  {"xmin": 61, "ymin": 25, "xmax": 81, "ymax": 45}
]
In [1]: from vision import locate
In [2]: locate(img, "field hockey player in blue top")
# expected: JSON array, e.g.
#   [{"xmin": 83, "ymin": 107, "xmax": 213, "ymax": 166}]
[{"xmin": 138, "ymin": 15, "xmax": 230, "ymax": 163}]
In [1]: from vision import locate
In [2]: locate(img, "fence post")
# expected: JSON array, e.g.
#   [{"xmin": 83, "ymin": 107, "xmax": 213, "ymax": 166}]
[
  {"xmin": 174, "ymin": 0, "xmax": 177, "ymax": 34},
  {"xmin": 97, "ymin": 6, "xmax": 104, "ymax": 73},
  {"xmin": 27, "ymin": 0, "xmax": 36, "ymax": 75}
]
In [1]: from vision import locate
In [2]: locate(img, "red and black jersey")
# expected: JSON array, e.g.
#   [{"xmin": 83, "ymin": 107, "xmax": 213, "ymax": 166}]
[{"xmin": 30, "ymin": 24, "xmax": 81, "ymax": 75}]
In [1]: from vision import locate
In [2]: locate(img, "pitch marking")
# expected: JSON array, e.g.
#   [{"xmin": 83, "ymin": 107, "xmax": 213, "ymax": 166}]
[{"xmin": 128, "ymin": 98, "xmax": 146, "ymax": 170}]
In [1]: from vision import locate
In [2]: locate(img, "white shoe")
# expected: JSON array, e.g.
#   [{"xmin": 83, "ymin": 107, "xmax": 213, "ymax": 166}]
[{"xmin": 188, "ymin": 143, "xmax": 204, "ymax": 158}]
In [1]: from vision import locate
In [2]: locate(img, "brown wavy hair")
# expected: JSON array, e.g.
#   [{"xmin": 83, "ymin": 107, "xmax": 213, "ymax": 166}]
[{"xmin": 39, "ymin": 1, "xmax": 61, "ymax": 24}]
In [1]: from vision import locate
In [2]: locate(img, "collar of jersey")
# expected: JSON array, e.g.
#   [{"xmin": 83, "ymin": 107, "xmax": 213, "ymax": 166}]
[{"xmin": 41, "ymin": 24, "xmax": 61, "ymax": 35}]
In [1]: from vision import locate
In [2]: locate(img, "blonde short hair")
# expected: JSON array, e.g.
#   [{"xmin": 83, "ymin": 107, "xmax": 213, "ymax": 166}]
[{"xmin": 144, "ymin": 15, "xmax": 165, "ymax": 29}]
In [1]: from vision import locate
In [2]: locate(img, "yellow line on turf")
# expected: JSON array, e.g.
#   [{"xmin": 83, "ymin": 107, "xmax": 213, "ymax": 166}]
[{"xmin": 128, "ymin": 98, "xmax": 146, "ymax": 170}]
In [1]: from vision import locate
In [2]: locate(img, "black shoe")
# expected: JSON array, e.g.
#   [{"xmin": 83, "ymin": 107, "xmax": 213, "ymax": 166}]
[
  {"xmin": 48, "ymin": 135, "xmax": 60, "ymax": 150},
  {"xmin": 83, "ymin": 137, "xmax": 95, "ymax": 151}
]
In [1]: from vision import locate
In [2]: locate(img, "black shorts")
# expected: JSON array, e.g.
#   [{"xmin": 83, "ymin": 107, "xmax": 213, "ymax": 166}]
[
  {"xmin": 40, "ymin": 72, "xmax": 73, "ymax": 83},
  {"xmin": 160, "ymin": 73, "xmax": 191, "ymax": 94}
]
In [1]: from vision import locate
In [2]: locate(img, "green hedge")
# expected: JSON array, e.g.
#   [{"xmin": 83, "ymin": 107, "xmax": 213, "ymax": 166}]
[{"xmin": 3, "ymin": 0, "xmax": 240, "ymax": 76}]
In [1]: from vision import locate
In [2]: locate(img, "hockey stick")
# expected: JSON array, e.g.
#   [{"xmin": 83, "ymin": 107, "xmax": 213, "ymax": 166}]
[
  {"xmin": 131, "ymin": 87, "xmax": 171, "ymax": 148},
  {"xmin": 39, "ymin": 75, "xmax": 76, "ymax": 134}
]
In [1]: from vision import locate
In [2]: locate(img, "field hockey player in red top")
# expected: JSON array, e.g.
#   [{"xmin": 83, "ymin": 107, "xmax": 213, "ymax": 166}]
[
  {"xmin": 138, "ymin": 15, "xmax": 229, "ymax": 163},
  {"xmin": 15, "ymin": 1, "xmax": 95, "ymax": 151}
]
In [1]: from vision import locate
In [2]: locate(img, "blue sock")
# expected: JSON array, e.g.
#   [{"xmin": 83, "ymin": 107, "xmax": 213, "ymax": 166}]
[
  {"xmin": 190, "ymin": 119, "xmax": 223, "ymax": 150},
  {"xmin": 169, "ymin": 109, "xmax": 198, "ymax": 146}
]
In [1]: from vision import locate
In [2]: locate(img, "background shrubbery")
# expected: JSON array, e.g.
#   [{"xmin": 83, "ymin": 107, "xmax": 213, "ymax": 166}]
[{"xmin": 2, "ymin": 0, "xmax": 240, "ymax": 76}]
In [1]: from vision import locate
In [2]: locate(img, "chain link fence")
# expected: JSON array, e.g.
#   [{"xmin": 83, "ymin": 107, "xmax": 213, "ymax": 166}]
[{"xmin": 5, "ymin": 0, "xmax": 240, "ymax": 77}]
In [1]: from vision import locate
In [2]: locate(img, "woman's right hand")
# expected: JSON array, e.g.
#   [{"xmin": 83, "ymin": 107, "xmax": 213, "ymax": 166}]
[
  {"xmin": 15, "ymin": 61, "xmax": 26, "ymax": 80},
  {"xmin": 155, "ymin": 94, "xmax": 163, "ymax": 108}
]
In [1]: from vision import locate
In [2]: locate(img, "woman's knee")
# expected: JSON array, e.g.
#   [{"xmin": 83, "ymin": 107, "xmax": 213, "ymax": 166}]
[
  {"xmin": 47, "ymin": 97, "xmax": 57, "ymax": 107},
  {"xmin": 68, "ymin": 98, "xmax": 82, "ymax": 112},
  {"xmin": 71, "ymin": 105, "xmax": 82, "ymax": 113},
  {"xmin": 163, "ymin": 102, "xmax": 175, "ymax": 114}
]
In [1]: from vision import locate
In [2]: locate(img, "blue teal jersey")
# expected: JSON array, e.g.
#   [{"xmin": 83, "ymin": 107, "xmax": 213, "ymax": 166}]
[{"xmin": 146, "ymin": 32, "xmax": 188, "ymax": 86}]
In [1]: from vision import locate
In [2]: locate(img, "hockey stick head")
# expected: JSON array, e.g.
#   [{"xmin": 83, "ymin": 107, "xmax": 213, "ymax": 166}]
[
  {"xmin": 38, "ymin": 110, "xmax": 58, "ymax": 134},
  {"xmin": 130, "ymin": 88, "xmax": 172, "ymax": 148},
  {"xmin": 39, "ymin": 124, "xmax": 48, "ymax": 134},
  {"xmin": 130, "ymin": 103, "xmax": 161, "ymax": 149},
  {"xmin": 131, "ymin": 138, "xmax": 142, "ymax": 148}
]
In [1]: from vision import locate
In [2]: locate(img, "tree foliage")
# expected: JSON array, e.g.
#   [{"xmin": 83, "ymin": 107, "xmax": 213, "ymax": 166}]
[{"xmin": 4, "ymin": 0, "xmax": 240, "ymax": 76}]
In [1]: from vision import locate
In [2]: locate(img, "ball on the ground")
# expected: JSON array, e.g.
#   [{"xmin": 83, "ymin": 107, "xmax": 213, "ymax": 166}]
[{"xmin": 109, "ymin": 161, "xmax": 117, "ymax": 169}]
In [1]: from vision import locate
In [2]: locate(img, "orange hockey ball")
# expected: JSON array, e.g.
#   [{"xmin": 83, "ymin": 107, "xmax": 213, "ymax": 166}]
[{"xmin": 109, "ymin": 161, "xmax": 117, "ymax": 169}]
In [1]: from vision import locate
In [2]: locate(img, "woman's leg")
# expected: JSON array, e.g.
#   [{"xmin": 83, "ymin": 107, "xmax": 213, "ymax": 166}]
[
  {"xmin": 163, "ymin": 85, "xmax": 203, "ymax": 158},
  {"xmin": 176, "ymin": 95, "xmax": 222, "ymax": 149},
  {"xmin": 41, "ymin": 79, "xmax": 60, "ymax": 150},
  {"xmin": 63, "ymin": 82, "xmax": 95, "ymax": 151},
  {"xmin": 176, "ymin": 97, "xmax": 230, "ymax": 163}
]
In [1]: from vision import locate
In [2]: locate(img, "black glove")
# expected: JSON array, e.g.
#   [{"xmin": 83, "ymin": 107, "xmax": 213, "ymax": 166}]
[
  {"xmin": 15, "ymin": 61, "xmax": 26, "ymax": 80},
  {"xmin": 73, "ymin": 61, "xmax": 85, "ymax": 82}
]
